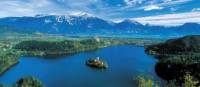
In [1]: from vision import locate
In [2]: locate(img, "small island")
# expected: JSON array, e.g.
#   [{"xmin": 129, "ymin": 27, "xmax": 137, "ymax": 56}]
[
  {"xmin": 15, "ymin": 76, "xmax": 44, "ymax": 87},
  {"xmin": 0, "ymin": 76, "xmax": 45, "ymax": 87},
  {"xmin": 86, "ymin": 57, "xmax": 108, "ymax": 69},
  {"xmin": 15, "ymin": 76, "xmax": 45, "ymax": 87}
]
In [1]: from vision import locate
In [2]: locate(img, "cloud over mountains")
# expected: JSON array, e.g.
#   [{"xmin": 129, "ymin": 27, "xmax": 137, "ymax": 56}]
[{"xmin": 0, "ymin": 0, "xmax": 199, "ymax": 26}]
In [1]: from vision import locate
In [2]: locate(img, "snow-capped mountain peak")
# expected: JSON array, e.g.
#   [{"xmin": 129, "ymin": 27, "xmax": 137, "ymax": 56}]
[
  {"xmin": 1, "ymin": 15, "xmax": 200, "ymax": 37},
  {"xmin": 69, "ymin": 12, "xmax": 95, "ymax": 18},
  {"xmin": 121, "ymin": 19, "xmax": 141, "ymax": 25}
]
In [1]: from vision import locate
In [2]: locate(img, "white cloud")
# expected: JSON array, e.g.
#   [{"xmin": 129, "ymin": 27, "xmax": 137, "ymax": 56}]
[
  {"xmin": 164, "ymin": 0, "xmax": 172, "ymax": 3},
  {"xmin": 133, "ymin": 12, "xmax": 200, "ymax": 26},
  {"xmin": 144, "ymin": 5, "xmax": 163, "ymax": 11},
  {"xmin": 159, "ymin": 0, "xmax": 192, "ymax": 6},
  {"xmin": 0, "ymin": 0, "xmax": 99, "ymax": 18},
  {"xmin": 124, "ymin": 0, "xmax": 135, "ymax": 6},
  {"xmin": 192, "ymin": 8, "xmax": 200, "ymax": 12},
  {"xmin": 0, "ymin": 0, "xmax": 67, "ymax": 17},
  {"xmin": 124, "ymin": 0, "xmax": 191, "ymax": 9},
  {"xmin": 134, "ymin": 0, "xmax": 191, "ymax": 12},
  {"xmin": 0, "ymin": 0, "xmax": 196, "ymax": 21},
  {"xmin": 170, "ymin": 7, "xmax": 177, "ymax": 11},
  {"xmin": 124, "ymin": 0, "xmax": 145, "ymax": 7}
]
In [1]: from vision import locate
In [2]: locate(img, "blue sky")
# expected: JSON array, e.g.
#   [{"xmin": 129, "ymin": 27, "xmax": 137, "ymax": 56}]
[{"xmin": 0, "ymin": 0, "xmax": 200, "ymax": 26}]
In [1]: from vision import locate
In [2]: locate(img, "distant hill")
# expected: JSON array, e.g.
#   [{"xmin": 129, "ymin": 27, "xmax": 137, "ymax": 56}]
[
  {"xmin": 145, "ymin": 35, "xmax": 200, "ymax": 55},
  {"xmin": 0, "ymin": 14, "xmax": 200, "ymax": 37}
]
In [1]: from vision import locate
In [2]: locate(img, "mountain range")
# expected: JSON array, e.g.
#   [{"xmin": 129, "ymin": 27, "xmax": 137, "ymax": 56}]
[{"xmin": 0, "ymin": 14, "xmax": 200, "ymax": 38}]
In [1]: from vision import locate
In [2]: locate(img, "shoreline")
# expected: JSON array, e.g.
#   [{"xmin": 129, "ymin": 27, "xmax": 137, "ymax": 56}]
[
  {"xmin": 0, "ymin": 61, "xmax": 19, "ymax": 76},
  {"xmin": 0, "ymin": 38, "xmax": 161, "ymax": 76}
]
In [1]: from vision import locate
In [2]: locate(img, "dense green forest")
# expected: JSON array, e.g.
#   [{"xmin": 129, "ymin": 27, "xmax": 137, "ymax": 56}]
[
  {"xmin": 15, "ymin": 76, "xmax": 45, "ymax": 87},
  {"xmin": 0, "ymin": 41, "xmax": 20, "ymax": 75},
  {"xmin": 14, "ymin": 39, "xmax": 109, "ymax": 57},
  {"xmin": 145, "ymin": 35, "xmax": 200, "ymax": 86},
  {"xmin": 0, "ymin": 76, "xmax": 44, "ymax": 87}
]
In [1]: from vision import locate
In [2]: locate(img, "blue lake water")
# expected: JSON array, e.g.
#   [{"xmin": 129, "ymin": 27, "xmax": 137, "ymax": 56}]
[{"xmin": 0, "ymin": 45, "xmax": 159, "ymax": 87}]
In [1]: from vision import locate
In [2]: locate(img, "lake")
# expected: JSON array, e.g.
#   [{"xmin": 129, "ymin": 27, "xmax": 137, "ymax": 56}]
[{"xmin": 0, "ymin": 45, "xmax": 160, "ymax": 87}]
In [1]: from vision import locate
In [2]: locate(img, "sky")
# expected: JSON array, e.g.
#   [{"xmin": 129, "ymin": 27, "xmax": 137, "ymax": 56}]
[{"xmin": 0, "ymin": 0, "xmax": 200, "ymax": 26}]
